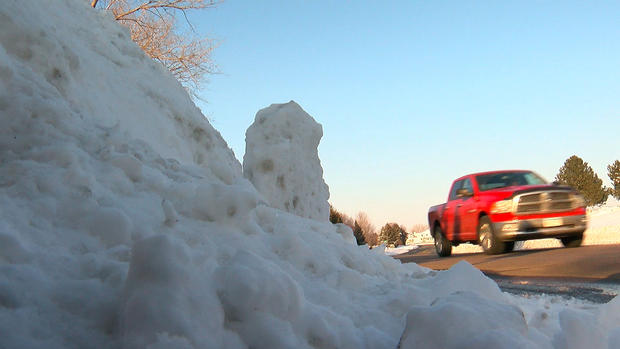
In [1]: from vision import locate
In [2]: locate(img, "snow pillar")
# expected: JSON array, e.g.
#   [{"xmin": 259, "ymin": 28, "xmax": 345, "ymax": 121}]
[{"xmin": 243, "ymin": 101, "xmax": 330, "ymax": 222}]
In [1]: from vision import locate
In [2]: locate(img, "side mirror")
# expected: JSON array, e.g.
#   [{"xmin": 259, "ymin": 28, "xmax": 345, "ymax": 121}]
[{"xmin": 457, "ymin": 188, "xmax": 473, "ymax": 198}]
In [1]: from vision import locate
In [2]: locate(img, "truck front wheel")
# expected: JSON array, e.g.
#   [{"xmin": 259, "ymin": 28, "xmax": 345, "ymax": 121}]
[
  {"xmin": 433, "ymin": 225, "xmax": 452, "ymax": 257},
  {"xmin": 478, "ymin": 216, "xmax": 506, "ymax": 255}
]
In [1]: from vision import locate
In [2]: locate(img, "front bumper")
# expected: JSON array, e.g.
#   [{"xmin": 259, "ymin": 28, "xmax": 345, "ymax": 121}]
[{"xmin": 492, "ymin": 214, "xmax": 587, "ymax": 241}]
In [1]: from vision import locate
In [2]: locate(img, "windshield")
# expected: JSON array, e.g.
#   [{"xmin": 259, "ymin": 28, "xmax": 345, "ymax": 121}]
[{"xmin": 476, "ymin": 171, "xmax": 547, "ymax": 191}]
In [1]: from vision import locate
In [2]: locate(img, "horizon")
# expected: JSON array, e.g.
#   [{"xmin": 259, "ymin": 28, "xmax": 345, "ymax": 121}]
[{"xmin": 190, "ymin": 1, "xmax": 620, "ymax": 229}]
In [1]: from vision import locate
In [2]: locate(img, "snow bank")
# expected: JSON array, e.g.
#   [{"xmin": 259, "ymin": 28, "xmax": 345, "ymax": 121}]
[
  {"xmin": 400, "ymin": 292, "xmax": 531, "ymax": 349},
  {"xmin": 583, "ymin": 198, "xmax": 620, "ymax": 246},
  {"xmin": 244, "ymin": 101, "xmax": 330, "ymax": 221},
  {"xmin": 384, "ymin": 245, "xmax": 418, "ymax": 256},
  {"xmin": 1, "ymin": 0, "xmax": 619, "ymax": 348}
]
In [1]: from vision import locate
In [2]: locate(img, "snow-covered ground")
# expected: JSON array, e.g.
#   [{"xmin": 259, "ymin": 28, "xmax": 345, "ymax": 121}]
[
  {"xmin": 384, "ymin": 245, "xmax": 419, "ymax": 256},
  {"xmin": 1, "ymin": 0, "xmax": 619, "ymax": 348}
]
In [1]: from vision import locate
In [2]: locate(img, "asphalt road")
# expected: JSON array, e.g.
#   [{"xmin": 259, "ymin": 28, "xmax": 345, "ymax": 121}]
[{"xmin": 395, "ymin": 244, "xmax": 620, "ymax": 303}]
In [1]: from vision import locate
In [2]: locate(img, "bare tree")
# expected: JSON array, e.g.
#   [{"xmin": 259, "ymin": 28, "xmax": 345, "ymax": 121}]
[
  {"xmin": 355, "ymin": 212, "xmax": 375, "ymax": 235},
  {"xmin": 363, "ymin": 230, "xmax": 378, "ymax": 247},
  {"xmin": 91, "ymin": 0, "xmax": 219, "ymax": 91},
  {"xmin": 356, "ymin": 212, "xmax": 378, "ymax": 246},
  {"xmin": 410, "ymin": 223, "xmax": 428, "ymax": 234},
  {"xmin": 340, "ymin": 213, "xmax": 355, "ymax": 231}
]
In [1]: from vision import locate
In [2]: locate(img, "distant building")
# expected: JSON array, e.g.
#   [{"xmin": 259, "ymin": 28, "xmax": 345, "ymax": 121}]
[{"xmin": 410, "ymin": 230, "xmax": 433, "ymax": 245}]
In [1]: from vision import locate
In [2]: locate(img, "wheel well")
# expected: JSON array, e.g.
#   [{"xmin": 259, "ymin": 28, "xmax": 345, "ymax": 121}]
[
  {"xmin": 432, "ymin": 221, "xmax": 441, "ymax": 236},
  {"xmin": 477, "ymin": 212, "xmax": 488, "ymax": 236}
]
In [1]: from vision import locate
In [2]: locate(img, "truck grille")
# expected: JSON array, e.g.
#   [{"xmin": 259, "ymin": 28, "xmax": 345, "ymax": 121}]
[{"xmin": 515, "ymin": 191, "xmax": 576, "ymax": 214}]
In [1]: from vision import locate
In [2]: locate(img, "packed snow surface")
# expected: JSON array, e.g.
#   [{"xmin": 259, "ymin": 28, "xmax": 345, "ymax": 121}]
[
  {"xmin": 1, "ymin": 0, "xmax": 619, "ymax": 348},
  {"xmin": 244, "ymin": 101, "xmax": 330, "ymax": 222}
]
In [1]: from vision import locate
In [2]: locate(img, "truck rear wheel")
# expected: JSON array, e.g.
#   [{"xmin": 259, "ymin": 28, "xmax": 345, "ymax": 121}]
[
  {"xmin": 478, "ymin": 216, "xmax": 506, "ymax": 255},
  {"xmin": 561, "ymin": 233, "xmax": 583, "ymax": 248},
  {"xmin": 433, "ymin": 225, "xmax": 452, "ymax": 257}
]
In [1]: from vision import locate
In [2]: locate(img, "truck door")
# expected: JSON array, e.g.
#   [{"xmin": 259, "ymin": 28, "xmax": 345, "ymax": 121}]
[
  {"xmin": 458, "ymin": 178, "xmax": 478, "ymax": 241},
  {"xmin": 443, "ymin": 179, "xmax": 464, "ymax": 241}
]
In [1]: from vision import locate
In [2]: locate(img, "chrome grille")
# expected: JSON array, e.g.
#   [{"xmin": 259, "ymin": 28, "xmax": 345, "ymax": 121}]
[
  {"xmin": 550, "ymin": 200, "xmax": 573, "ymax": 211},
  {"xmin": 548, "ymin": 192, "xmax": 570, "ymax": 201},
  {"xmin": 520, "ymin": 193, "xmax": 541, "ymax": 203},
  {"xmin": 517, "ymin": 201, "xmax": 541, "ymax": 213},
  {"xmin": 515, "ymin": 191, "xmax": 576, "ymax": 214}
]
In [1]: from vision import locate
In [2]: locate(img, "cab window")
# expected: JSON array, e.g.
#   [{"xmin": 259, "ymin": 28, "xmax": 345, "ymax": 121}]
[
  {"xmin": 449, "ymin": 180, "xmax": 464, "ymax": 201},
  {"xmin": 462, "ymin": 178, "xmax": 473, "ymax": 195}
]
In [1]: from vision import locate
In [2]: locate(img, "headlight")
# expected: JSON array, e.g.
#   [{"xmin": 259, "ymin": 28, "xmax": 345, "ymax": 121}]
[
  {"xmin": 573, "ymin": 194, "xmax": 586, "ymax": 209},
  {"xmin": 490, "ymin": 199, "xmax": 514, "ymax": 214}
]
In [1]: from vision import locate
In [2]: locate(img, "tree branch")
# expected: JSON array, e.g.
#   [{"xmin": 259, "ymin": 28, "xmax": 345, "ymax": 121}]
[{"xmin": 91, "ymin": 0, "xmax": 220, "ymax": 92}]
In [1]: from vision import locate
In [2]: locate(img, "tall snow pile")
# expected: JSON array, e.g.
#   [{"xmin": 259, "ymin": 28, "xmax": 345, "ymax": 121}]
[
  {"xmin": 244, "ymin": 101, "xmax": 330, "ymax": 222},
  {"xmin": 1, "ymin": 0, "xmax": 620, "ymax": 348}
]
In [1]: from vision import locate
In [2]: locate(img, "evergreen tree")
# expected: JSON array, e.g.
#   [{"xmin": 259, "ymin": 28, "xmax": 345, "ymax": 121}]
[
  {"xmin": 608, "ymin": 160, "xmax": 620, "ymax": 200},
  {"xmin": 399, "ymin": 225, "xmax": 408, "ymax": 245},
  {"xmin": 329, "ymin": 205, "xmax": 343, "ymax": 224},
  {"xmin": 379, "ymin": 223, "xmax": 405, "ymax": 247},
  {"xmin": 353, "ymin": 221, "xmax": 366, "ymax": 246},
  {"xmin": 555, "ymin": 155, "xmax": 608, "ymax": 206}
]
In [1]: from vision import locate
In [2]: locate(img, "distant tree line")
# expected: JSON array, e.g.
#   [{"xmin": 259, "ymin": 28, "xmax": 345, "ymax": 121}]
[
  {"xmin": 329, "ymin": 205, "xmax": 427, "ymax": 248},
  {"xmin": 329, "ymin": 206, "xmax": 380, "ymax": 246}
]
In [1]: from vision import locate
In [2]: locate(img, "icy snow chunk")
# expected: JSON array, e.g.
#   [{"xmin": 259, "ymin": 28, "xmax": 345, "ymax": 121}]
[
  {"xmin": 243, "ymin": 101, "xmax": 330, "ymax": 222},
  {"xmin": 145, "ymin": 333, "xmax": 194, "ymax": 349},
  {"xmin": 84, "ymin": 207, "xmax": 133, "ymax": 247},
  {"xmin": 122, "ymin": 235, "xmax": 234, "ymax": 348},
  {"xmin": 0, "ymin": 230, "xmax": 32, "ymax": 264},
  {"xmin": 161, "ymin": 199, "xmax": 179, "ymax": 226},
  {"xmin": 190, "ymin": 182, "xmax": 262, "ymax": 224},
  {"xmin": 335, "ymin": 223, "xmax": 356, "ymax": 245},
  {"xmin": 110, "ymin": 154, "xmax": 143, "ymax": 182},
  {"xmin": 215, "ymin": 250, "xmax": 303, "ymax": 322},
  {"xmin": 425, "ymin": 260, "xmax": 506, "ymax": 302},
  {"xmin": 609, "ymin": 329, "xmax": 620, "ymax": 349},
  {"xmin": 32, "ymin": 145, "xmax": 78, "ymax": 168},
  {"xmin": 553, "ymin": 309, "xmax": 606, "ymax": 349},
  {"xmin": 598, "ymin": 295, "xmax": 620, "ymax": 331},
  {"xmin": 399, "ymin": 291, "xmax": 528, "ymax": 349}
]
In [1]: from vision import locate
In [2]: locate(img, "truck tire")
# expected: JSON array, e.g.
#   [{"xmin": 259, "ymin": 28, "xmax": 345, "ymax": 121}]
[
  {"xmin": 478, "ymin": 216, "xmax": 506, "ymax": 255},
  {"xmin": 561, "ymin": 233, "xmax": 583, "ymax": 248},
  {"xmin": 433, "ymin": 225, "xmax": 452, "ymax": 257}
]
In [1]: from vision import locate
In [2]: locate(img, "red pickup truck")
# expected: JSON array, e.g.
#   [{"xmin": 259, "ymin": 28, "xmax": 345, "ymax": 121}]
[{"xmin": 427, "ymin": 170, "xmax": 587, "ymax": 257}]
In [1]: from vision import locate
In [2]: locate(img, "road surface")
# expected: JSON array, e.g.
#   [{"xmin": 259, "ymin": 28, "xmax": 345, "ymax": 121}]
[{"xmin": 395, "ymin": 244, "xmax": 620, "ymax": 303}]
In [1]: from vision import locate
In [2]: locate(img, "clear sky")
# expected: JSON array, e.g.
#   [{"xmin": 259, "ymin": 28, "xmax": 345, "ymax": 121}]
[{"xmin": 189, "ymin": 1, "xmax": 620, "ymax": 229}]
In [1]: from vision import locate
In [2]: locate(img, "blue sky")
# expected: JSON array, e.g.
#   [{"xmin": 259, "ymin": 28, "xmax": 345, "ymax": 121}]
[{"xmin": 189, "ymin": 1, "xmax": 620, "ymax": 228}]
